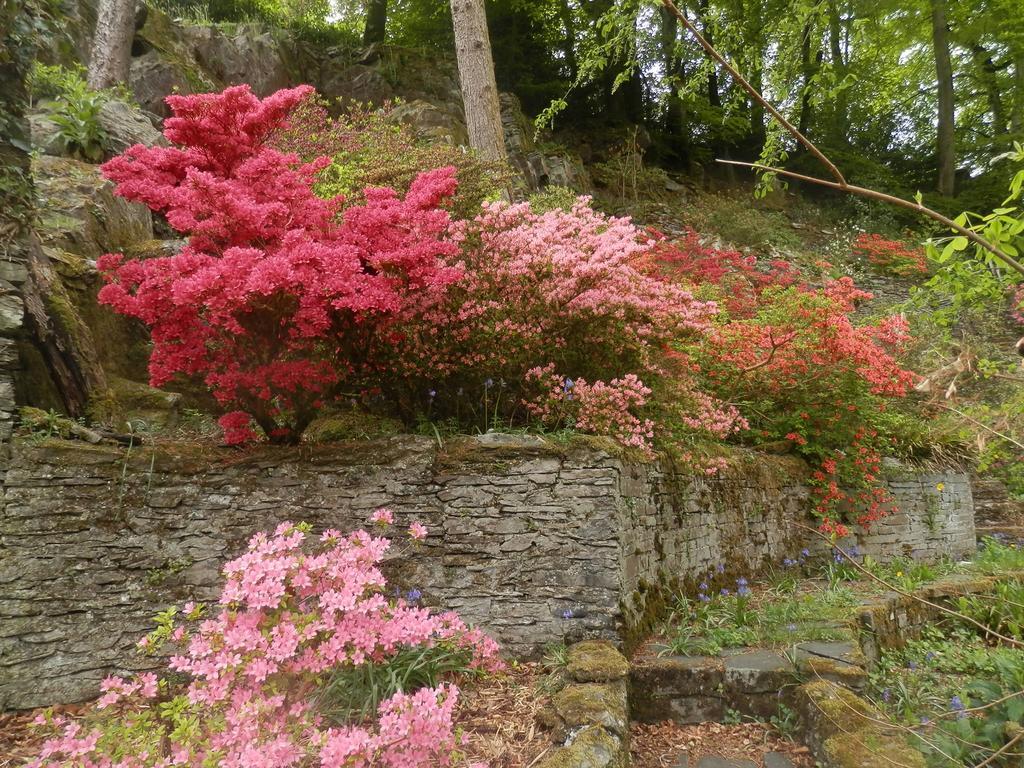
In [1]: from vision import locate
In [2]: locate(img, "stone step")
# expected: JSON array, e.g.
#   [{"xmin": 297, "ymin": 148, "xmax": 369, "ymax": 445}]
[{"xmin": 631, "ymin": 642, "xmax": 865, "ymax": 723}]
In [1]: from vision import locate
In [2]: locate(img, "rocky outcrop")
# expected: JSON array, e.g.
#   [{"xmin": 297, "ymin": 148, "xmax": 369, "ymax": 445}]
[{"xmin": 16, "ymin": 156, "xmax": 156, "ymax": 413}]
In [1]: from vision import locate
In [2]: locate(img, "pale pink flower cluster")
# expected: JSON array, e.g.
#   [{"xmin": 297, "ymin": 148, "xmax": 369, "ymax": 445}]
[
  {"xmin": 391, "ymin": 198, "xmax": 716, "ymax": 387},
  {"xmin": 676, "ymin": 390, "xmax": 748, "ymax": 439},
  {"xmin": 28, "ymin": 522, "xmax": 500, "ymax": 768},
  {"xmin": 524, "ymin": 364, "xmax": 657, "ymax": 456}
]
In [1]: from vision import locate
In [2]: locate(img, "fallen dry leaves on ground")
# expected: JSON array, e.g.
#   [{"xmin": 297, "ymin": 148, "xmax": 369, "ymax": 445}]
[
  {"xmin": 0, "ymin": 665, "xmax": 553, "ymax": 768},
  {"xmin": 458, "ymin": 662, "xmax": 553, "ymax": 768},
  {"xmin": 630, "ymin": 720, "xmax": 815, "ymax": 768}
]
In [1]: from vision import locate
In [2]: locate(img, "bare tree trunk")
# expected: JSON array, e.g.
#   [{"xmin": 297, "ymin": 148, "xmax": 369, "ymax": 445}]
[
  {"xmin": 659, "ymin": 4, "xmax": 685, "ymax": 137},
  {"xmin": 363, "ymin": 0, "xmax": 387, "ymax": 46},
  {"xmin": 88, "ymin": 0, "xmax": 136, "ymax": 90},
  {"xmin": 1014, "ymin": 50, "xmax": 1024, "ymax": 138},
  {"xmin": 797, "ymin": 22, "xmax": 823, "ymax": 139},
  {"xmin": 558, "ymin": 0, "xmax": 578, "ymax": 81},
  {"xmin": 970, "ymin": 42, "xmax": 1007, "ymax": 140},
  {"xmin": 826, "ymin": 0, "xmax": 849, "ymax": 145},
  {"xmin": 931, "ymin": 0, "xmax": 955, "ymax": 197},
  {"xmin": 449, "ymin": 0, "xmax": 508, "ymax": 164}
]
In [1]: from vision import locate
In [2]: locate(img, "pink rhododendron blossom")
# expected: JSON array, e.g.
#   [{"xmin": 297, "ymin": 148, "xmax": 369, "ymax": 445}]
[
  {"xmin": 371, "ymin": 508, "xmax": 394, "ymax": 525},
  {"xmin": 28, "ymin": 522, "xmax": 500, "ymax": 768},
  {"xmin": 409, "ymin": 522, "xmax": 427, "ymax": 541}
]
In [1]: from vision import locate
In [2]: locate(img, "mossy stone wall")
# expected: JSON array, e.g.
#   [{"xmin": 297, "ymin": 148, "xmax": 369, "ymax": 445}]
[{"xmin": 0, "ymin": 435, "xmax": 974, "ymax": 710}]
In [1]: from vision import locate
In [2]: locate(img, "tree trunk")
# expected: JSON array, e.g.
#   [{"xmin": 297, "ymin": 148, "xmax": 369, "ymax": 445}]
[
  {"xmin": 970, "ymin": 43, "xmax": 1007, "ymax": 139},
  {"xmin": 558, "ymin": 0, "xmax": 578, "ymax": 81},
  {"xmin": 797, "ymin": 21, "xmax": 822, "ymax": 139},
  {"xmin": 826, "ymin": 0, "xmax": 849, "ymax": 145},
  {"xmin": 1013, "ymin": 49, "xmax": 1024, "ymax": 138},
  {"xmin": 449, "ymin": 0, "xmax": 508, "ymax": 164},
  {"xmin": 742, "ymin": 0, "xmax": 766, "ymax": 155},
  {"xmin": 931, "ymin": 0, "xmax": 955, "ymax": 197},
  {"xmin": 362, "ymin": 0, "xmax": 387, "ymax": 46},
  {"xmin": 87, "ymin": 0, "xmax": 136, "ymax": 90},
  {"xmin": 659, "ymin": 4, "xmax": 686, "ymax": 137}
]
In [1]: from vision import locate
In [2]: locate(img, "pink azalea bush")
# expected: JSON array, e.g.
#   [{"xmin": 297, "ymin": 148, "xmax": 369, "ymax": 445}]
[
  {"xmin": 28, "ymin": 519, "xmax": 500, "ymax": 768},
  {"xmin": 385, "ymin": 198, "xmax": 743, "ymax": 453},
  {"xmin": 97, "ymin": 84, "xmax": 461, "ymax": 444}
]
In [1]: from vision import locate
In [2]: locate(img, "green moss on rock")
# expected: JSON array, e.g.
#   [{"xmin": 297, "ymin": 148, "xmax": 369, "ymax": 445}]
[
  {"xmin": 552, "ymin": 681, "xmax": 628, "ymax": 737},
  {"xmin": 796, "ymin": 680, "xmax": 927, "ymax": 768},
  {"xmin": 823, "ymin": 731, "xmax": 926, "ymax": 768},
  {"xmin": 565, "ymin": 641, "xmax": 629, "ymax": 683},
  {"xmin": 534, "ymin": 726, "xmax": 624, "ymax": 768}
]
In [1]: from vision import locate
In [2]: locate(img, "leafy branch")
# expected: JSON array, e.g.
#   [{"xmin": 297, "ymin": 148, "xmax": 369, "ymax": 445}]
[{"xmin": 658, "ymin": 0, "xmax": 1024, "ymax": 280}]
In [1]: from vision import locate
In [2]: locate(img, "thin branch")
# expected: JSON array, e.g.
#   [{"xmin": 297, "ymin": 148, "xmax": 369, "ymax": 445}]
[
  {"xmin": 739, "ymin": 329, "xmax": 796, "ymax": 372},
  {"xmin": 660, "ymin": 0, "xmax": 846, "ymax": 185},
  {"xmin": 716, "ymin": 160, "xmax": 1024, "ymax": 278},
  {"xmin": 933, "ymin": 402, "xmax": 1024, "ymax": 451},
  {"xmin": 658, "ymin": 0, "xmax": 1024, "ymax": 279},
  {"xmin": 792, "ymin": 520, "xmax": 1024, "ymax": 648},
  {"xmin": 973, "ymin": 730, "xmax": 1024, "ymax": 768}
]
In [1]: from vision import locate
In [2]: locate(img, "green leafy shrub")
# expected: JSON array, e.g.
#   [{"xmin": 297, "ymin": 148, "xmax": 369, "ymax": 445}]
[
  {"xmin": 527, "ymin": 185, "xmax": 579, "ymax": 213},
  {"xmin": 318, "ymin": 640, "xmax": 483, "ymax": 722},
  {"xmin": 271, "ymin": 96, "xmax": 513, "ymax": 220},
  {"xmin": 956, "ymin": 578, "xmax": 1024, "ymax": 642},
  {"xmin": 29, "ymin": 62, "xmax": 108, "ymax": 161}
]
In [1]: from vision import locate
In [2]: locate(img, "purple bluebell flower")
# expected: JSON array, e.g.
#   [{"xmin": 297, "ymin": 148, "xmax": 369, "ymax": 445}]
[
  {"xmin": 406, "ymin": 589, "xmax": 422, "ymax": 602},
  {"xmin": 698, "ymin": 593, "xmax": 710, "ymax": 603},
  {"xmin": 484, "ymin": 378, "xmax": 494, "ymax": 389},
  {"xmin": 738, "ymin": 585, "xmax": 751, "ymax": 597},
  {"xmin": 736, "ymin": 577, "xmax": 748, "ymax": 587},
  {"xmin": 801, "ymin": 548, "xmax": 810, "ymax": 558},
  {"xmin": 720, "ymin": 588, "xmax": 730, "ymax": 596},
  {"xmin": 716, "ymin": 563, "xmax": 725, "ymax": 574},
  {"xmin": 562, "ymin": 608, "xmax": 574, "ymax": 619},
  {"xmin": 907, "ymin": 660, "xmax": 918, "ymax": 670},
  {"xmin": 882, "ymin": 688, "xmax": 891, "ymax": 702},
  {"xmin": 699, "ymin": 582, "xmax": 709, "ymax": 591},
  {"xmin": 564, "ymin": 378, "xmax": 575, "ymax": 390},
  {"xmin": 925, "ymin": 651, "xmax": 936, "ymax": 662},
  {"xmin": 950, "ymin": 696, "xmax": 966, "ymax": 719},
  {"xmin": 428, "ymin": 389, "xmax": 436, "ymax": 399}
]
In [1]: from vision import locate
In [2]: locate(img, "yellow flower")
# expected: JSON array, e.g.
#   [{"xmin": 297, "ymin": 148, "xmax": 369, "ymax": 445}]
[
  {"xmin": 896, "ymin": 571, "xmax": 904, "ymax": 578},
  {"xmin": 936, "ymin": 482, "xmax": 945, "ymax": 491}
]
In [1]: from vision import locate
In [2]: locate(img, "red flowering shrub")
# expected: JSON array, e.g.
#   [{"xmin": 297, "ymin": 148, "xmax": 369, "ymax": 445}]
[
  {"xmin": 97, "ymin": 85, "xmax": 461, "ymax": 443},
  {"xmin": 851, "ymin": 233, "xmax": 928, "ymax": 276},
  {"xmin": 659, "ymin": 233, "xmax": 918, "ymax": 529},
  {"xmin": 27, "ymin": 518, "xmax": 500, "ymax": 768}
]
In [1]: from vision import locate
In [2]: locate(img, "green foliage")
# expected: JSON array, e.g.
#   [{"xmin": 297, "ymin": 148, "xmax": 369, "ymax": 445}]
[
  {"xmin": 317, "ymin": 640, "xmax": 482, "ymax": 722},
  {"xmin": 527, "ymin": 185, "xmax": 580, "ymax": 214},
  {"xmin": 686, "ymin": 194, "xmax": 803, "ymax": 253},
  {"xmin": 973, "ymin": 536, "xmax": 1024, "ymax": 575},
  {"xmin": 272, "ymin": 97, "xmax": 512, "ymax": 220},
  {"xmin": 956, "ymin": 579, "xmax": 1024, "ymax": 643},
  {"xmin": 664, "ymin": 581, "xmax": 857, "ymax": 656},
  {"xmin": 871, "ymin": 625, "xmax": 1024, "ymax": 768},
  {"xmin": 29, "ymin": 62, "xmax": 109, "ymax": 162}
]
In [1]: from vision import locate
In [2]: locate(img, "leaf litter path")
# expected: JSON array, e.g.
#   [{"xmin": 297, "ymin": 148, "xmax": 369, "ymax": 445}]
[{"xmin": 631, "ymin": 721, "xmax": 815, "ymax": 768}]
